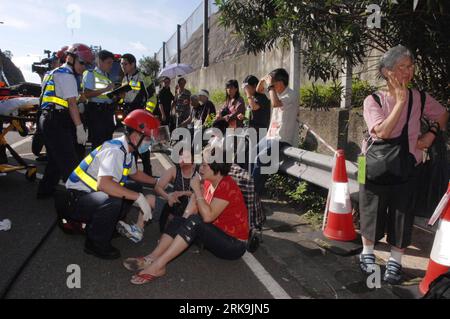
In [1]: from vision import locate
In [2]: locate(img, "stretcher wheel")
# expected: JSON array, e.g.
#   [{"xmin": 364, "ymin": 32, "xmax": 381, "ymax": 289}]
[
  {"xmin": 25, "ymin": 166, "xmax": 37, "ymax": 182},
  {"xmin": 18, "ymin": 120, "xmax": 29, "ymax": 137}
]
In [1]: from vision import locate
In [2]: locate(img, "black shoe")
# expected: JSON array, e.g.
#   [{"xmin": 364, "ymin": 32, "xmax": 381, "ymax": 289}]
[
  {"xmin": 383, "ymin": 260, "xmax": 403, "ymax": 285},
  {"xmin": 35, "ymin": 155, "xmax": 48, "ymax": 162},
  {"xmin": 84, "ymin": 240, "xmax": 121, "ymax": 260}
]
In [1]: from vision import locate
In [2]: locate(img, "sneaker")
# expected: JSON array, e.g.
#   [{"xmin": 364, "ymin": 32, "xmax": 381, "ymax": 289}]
[
  {"xmin": 116, "ymin": 221, "xmax": 143, "ymax": 243},
  {"xmin": 383, "ymin": 260, "xmax": 403, "ymax": 285},
  {"xmin": 359, "ymin": 253, "xmax": 376, "ymax": 275}
]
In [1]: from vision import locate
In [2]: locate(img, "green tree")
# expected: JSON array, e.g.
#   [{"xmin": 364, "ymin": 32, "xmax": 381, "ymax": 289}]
[
  {"xmin": 216, "ymin": 0, "xmax": 450, "ymax": 106},
  {"xmin": 138, "ymin": 56, "xmax": 160, "ymax": 85}
]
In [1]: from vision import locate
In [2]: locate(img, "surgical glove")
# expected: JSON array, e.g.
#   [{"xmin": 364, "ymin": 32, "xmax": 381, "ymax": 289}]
[
  {"xmin": 76, "ymin": 124, "xmax": 88, "ymax": 145},
  {"xmin": 134, "ymin": 193, "xmax": 152, "ymax": 222}
]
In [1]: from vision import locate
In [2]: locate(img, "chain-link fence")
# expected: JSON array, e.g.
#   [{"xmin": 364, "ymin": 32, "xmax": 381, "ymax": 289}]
[{"xmin": 156, "ymin": 0, "xmax": 218, "ymax": 68}]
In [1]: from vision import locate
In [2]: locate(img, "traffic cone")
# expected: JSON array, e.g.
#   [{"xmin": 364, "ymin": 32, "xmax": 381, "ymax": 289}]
[
  {"xmin": 323, "ymin": 150, "xmax": 356, "ymax": 241},
  {"xmin": 419, "ymin": 183, "xmax": 450, "ymax": 295}
]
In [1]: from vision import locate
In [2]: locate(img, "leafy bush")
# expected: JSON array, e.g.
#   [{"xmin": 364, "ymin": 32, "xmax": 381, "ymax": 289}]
[
  {"xmin": 300, "ymin": 81, "xmax": 342, "ymax": 110},
  {"xmin": 300, "ymin": 79, "xmax": 378, "ymax": 109},
  {"xmin": 265, "ymin": 174, "xmax": 327, "ymax": 217},
  {"xmin": 210, "ymin": 90, "xmax": 226, "ymax": 108},
  {"xmin": 351, "ymin": 78, "xmax": 378, "ymax": 108}
]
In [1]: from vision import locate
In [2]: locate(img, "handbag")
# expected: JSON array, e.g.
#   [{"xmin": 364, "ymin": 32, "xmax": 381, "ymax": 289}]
[{"xmin": 365, "ymin": 89, "xmax": 416, "ymax": 185}]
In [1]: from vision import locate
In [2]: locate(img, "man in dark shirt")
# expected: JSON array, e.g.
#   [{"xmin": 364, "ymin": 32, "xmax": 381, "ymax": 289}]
[
  {"xmin": 156, "ymin": 77, "xmax": 174, "ymax": 127},
  {"xmin": 239, "ymin": 75, "xmax": 271, "ymax": 139}
]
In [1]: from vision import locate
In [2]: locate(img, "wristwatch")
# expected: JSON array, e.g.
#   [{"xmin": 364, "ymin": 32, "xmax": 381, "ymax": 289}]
[{"xmin": 267, "ymin": 85, "xmax": 275, "ymax": 92}]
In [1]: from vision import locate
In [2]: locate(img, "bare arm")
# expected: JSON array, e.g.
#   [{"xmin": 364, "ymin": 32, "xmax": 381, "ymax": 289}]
[
  {"xmin": 68, "ymin": 97, "xmax": 82, "ymax": 126},
  {"xmin": 417, "ymin": 110, "xmax": 449, "ymax": 150},
  {"xmin": 129, "ymin": 170, "xmax": 157, "ymax": 185},
  {"xmin": 154, "ymin": 166, "xmax": 176, "ymax": 200},
  {"xmin": 268, "ymin": 88, "xmax": 283, "ymax": 108},
  {"xmin": 256, "ymin": 79, "xmax": 266, "ymax": 94},
  {"xmin": 373, "ymin": 73, "xmax": 407, "ymax": 139}
]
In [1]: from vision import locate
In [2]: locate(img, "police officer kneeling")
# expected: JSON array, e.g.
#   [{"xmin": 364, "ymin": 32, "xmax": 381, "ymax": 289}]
[{"xmin": 60, "ymin": 110, "xmax": 159, "ymax": 260}]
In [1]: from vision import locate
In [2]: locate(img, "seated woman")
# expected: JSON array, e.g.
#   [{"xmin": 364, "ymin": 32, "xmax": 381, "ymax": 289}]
[
  {"xmin": 155, "ymin": 146, "xmax": 197, "ymax": 232},
  {"xmin": 123, "ymin": 146, "xmax": 249, "ymax": 284}
]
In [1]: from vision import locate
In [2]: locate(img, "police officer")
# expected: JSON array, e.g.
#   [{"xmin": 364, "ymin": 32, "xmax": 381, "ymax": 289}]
[
  {"xmin": 82, "ymin": 50, "xmax": 116, "ymax": 149},
  {"xmin": 37, "ymin": 43, "xmax": 93, "ymax": 199},
  {"xmin": 145, "ymin": 81, "xmax": 158, "ymax": 115},
  {"xmin": 32, "ymin": 46, "xmax": 69, "ymax": 161},
  {"xmin": 64, "ymin": 110, "xmax": 159, "ymax": 259},
  {"xmin": 120, "ymin": 53, "xmax": 152, "ymax": 176}
]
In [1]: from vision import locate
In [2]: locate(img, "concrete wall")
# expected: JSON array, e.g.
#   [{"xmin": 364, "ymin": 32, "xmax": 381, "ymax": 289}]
[{"xmin": 183, "ymin": 44, "xmax": 292, "ymax": 94}]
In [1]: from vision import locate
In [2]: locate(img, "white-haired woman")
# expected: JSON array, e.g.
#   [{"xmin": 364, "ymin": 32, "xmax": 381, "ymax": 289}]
[{"xmin": 359, "ymin": 45, "xmax": 448, "ymax": 284}]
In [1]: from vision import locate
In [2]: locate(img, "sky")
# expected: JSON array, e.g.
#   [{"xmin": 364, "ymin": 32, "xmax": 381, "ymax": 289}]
[{"xmin": 0, "ymin": 0, "xmax": 204, "ymax": 83}]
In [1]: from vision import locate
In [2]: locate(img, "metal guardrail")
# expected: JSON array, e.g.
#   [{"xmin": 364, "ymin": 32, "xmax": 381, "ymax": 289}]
[
  {"xmin": 279, "ymin": 145, "xmax": 439, "ymax": 233},
  {"xmin": 279, "ymin": 146, "xmax": 360, "ymax": 196}
]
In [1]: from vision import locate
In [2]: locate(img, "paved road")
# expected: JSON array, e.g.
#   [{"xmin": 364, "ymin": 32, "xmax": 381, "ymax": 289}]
[{"xmin": 1, "ymin": 130, "xmax": 418, "ymax": 299}]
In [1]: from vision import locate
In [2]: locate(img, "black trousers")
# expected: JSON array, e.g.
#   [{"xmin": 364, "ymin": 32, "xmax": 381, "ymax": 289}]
[
  {"xmin": 68, "ymin": 182, "xmax": 142, "ymax": 248},
  {"xmin": 164, "ymin": 215, "xmax": 247, "ymax": 260},
  {"xmin": 359, "ymin": 168, "xmax": 418, "ymax": 249},
  {"xmin": 85, "ymin": 102, "xmax": 115, "ymax": 149},
  {"xmin": 37, "ymin": 111, "xmax": 84, "ymax": 195}
]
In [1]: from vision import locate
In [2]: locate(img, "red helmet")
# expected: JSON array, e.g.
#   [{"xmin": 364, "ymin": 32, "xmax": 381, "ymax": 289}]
[
  {"xmin": 67, "ymin": 43, "xmax": 95, "ymax": 65},
  {"xmin": 56, "ymin": 46, "xmax": 69, "ymax": 62},
  {"xmin": 123, "ymin": 109, "xmax": 160, "ymax": 137}
]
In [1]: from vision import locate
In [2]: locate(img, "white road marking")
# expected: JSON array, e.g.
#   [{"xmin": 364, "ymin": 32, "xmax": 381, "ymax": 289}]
[
  {"xmin": 154, "ymin": 152, "xmax": 173, "ymax": 170},
  {"xmin": 242, "ymin": 252, "xmax": 292, "ymax": 299},
  {"xmin": 7, "ymin": 136, "xmax": 32, "ymax": 154},
  {"xmin": 6, "ymin": 148, "xmax": 293, "ymax": 300}
]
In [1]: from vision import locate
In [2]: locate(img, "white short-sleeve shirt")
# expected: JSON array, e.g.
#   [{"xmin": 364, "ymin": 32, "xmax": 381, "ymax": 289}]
[
  {"xmin": 52, "ymin": 64, "xmax": 78, "ymax": 110},
  {"xmin": 66, "ymin": 135, "xmax": 137, "ymax": 193},
  {"xmin": 266, "ymin": 87, "xmax": 300, "ymax": 146}
]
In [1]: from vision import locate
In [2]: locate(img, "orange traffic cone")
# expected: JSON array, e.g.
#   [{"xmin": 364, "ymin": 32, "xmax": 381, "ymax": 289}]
[
  {"xmin": 323, "ymin": 149, "xmax": 356, "ymax": 241},
  {"xmin": 419, "ymin": 183, "xmax": 450, "ymax": 295}
]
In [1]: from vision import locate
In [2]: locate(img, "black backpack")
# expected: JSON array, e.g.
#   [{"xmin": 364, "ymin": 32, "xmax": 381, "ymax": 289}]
[{"xmin": 423, "ymin": 271, "xmax": 450, "ymax": 299}]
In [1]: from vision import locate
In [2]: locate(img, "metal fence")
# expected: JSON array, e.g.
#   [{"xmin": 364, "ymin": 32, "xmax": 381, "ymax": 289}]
[{"xmin": 156, "ymin": 0, "xmax": 219, "ymax": 67}]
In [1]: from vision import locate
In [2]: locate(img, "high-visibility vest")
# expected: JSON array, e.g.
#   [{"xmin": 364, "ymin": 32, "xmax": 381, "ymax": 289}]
[
  {"xmin": 129, "ymin": 80, "xmax": 141, "ymax": 91},
  {"xmin": 40, "ymin": 67, "xmax": 74, "ymax": 110},
  {"xmin": 82, "ymin": 69, "xmax": 112, "ymax": 101},
  {"xmin": 145, "ymin": 95, "xmax": 157, "ymax": 113},
  {"xmin": 68, "ymin": 139, "xmax": 133, "ymax": 192}
]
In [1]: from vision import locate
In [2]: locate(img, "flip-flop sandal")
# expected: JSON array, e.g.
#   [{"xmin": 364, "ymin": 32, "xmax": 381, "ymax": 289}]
[
  {"xmin": 130, "ymin": 273, "xmax": 158, "ymax": 285},
  {"xmin": 123, "ymin": 256, "xmax": 153, "ymax": 272}
]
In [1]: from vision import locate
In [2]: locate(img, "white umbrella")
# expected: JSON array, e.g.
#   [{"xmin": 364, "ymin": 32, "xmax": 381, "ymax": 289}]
[{"xmin": 158, "ymin": 63, "xmax": 194, "ymax": 79}]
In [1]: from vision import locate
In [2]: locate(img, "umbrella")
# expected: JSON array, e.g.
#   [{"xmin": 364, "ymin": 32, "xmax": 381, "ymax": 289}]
[{"xmin": 158, "ymin": 63, "xmax": 194, "ymax": 79}]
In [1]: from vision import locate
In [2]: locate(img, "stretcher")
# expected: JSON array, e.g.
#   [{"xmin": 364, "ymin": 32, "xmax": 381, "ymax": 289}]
[{"xmin": 0, "ymin": 96, "xmax": 39, "ymax": 181}]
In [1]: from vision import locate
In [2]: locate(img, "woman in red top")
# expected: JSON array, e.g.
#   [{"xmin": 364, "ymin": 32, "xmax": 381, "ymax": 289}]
[{"xmin": 124, "ymin": 146, "xmax": 249, "ymax": 285}]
